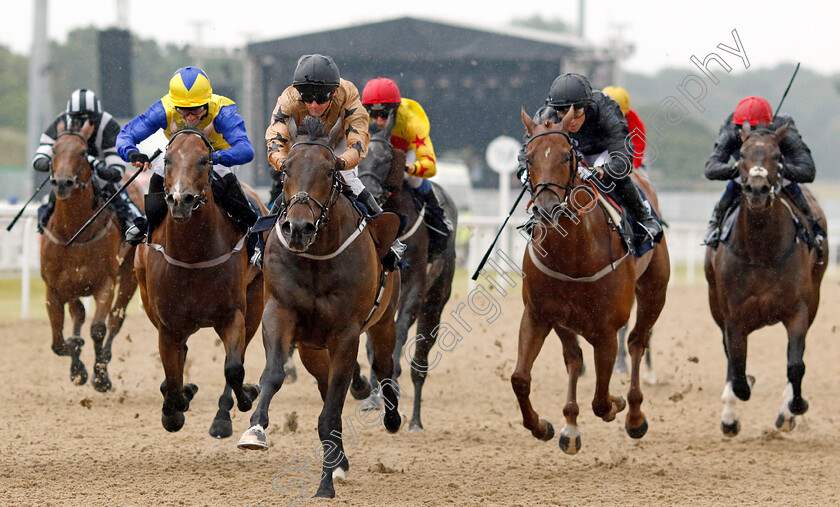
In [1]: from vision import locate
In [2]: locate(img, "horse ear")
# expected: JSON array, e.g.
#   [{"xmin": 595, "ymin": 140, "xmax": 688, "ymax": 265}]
[
  {"xmin": 57, "ymin": 118, "xmax": 66, "ymax": 136},
  {"xmin": 558, "ymin": 107, "xmax": 574, "ymax": 131},
  {"xmin": 203, "ymin": 121, "xmax": 217, "ymax": 138},
  {"xmin": 169, "ymin": 119, "xmax": 180, "ymax": 134},
  {"xmin": 775, "ymin": 123, "xmax": 789, "ymax": 140},
  {"xmin": 287, "ymin": 117, "xmax": 298, "ymax": 141},
  {"xmin": 328, "ymin": 118, "xmax": 344, "ymax": 149},
  {"xmin": 79, "ymin": 120, "xmax": 95, "ymax": 140},
  {"xmin": 521, "ymin": 106, "xmax": 535, "ymax": 136},
  {"xmin": 383, "ymin": 110, "xmax": 396, "ymax": 138}
]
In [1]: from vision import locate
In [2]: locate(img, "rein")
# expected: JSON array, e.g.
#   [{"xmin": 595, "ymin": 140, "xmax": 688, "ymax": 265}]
[{"xmin": 525, "ymin": 130, "xmax": 578, "ymax": 205}]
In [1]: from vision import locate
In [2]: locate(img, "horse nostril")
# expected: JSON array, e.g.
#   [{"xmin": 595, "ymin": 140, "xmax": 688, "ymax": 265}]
[
  {"xmin": 165, "ymin": 194, "xmax": 176, "ymax": 205},
  {"xmin": 760, "ymin": 185, "xmax": 771, "ymax": 195},
  {"xmin": 281, "ymin": 221, "xmax": 292, "ymax": 236},
  {"xmin": 744, "ymin": 184, "xmax": 753, "ymax": 193},
  {"xmin": 182, "ymin": 194, "xmax": 195, "ymax": 205},
  {"xmin": 302, "ymin": 223, "xmax": 317, "ymax": 237}
]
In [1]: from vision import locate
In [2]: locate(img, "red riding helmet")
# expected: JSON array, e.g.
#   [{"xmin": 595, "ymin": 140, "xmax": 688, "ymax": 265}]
[
  {"xmin": 362, "ymin": 78, "xmax": 402, "ymax": 111},
  {"xmin": 732, "ymin": 96, "xmax": 773, "ymax": 126}
]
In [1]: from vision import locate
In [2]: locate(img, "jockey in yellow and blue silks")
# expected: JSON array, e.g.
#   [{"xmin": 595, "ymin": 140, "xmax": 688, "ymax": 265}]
[
  {"xmin": 361, "ymin": 77, "xmax": 453, "ymax": 234},
  {"xmin": 116, "ymin": 66, "xmax": 256, "ymax": 245}
]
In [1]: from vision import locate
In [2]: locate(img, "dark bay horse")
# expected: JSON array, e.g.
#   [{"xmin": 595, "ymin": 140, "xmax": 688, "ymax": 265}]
[
  {"xmin": 41, "ymin": 121, "xmax": 142, "ymax": 392},
  {"xmin": 134, "ymin": 127, "xmax": 265, "ymax": 437},
  {"xmin": 238, "ymin": 116, "xmax": 403, "ymax": 499},
  {"xmin": 705, "ymin": 124, "xmax": 828, "ymax": 436},
  {"xmin": 513, "ymin": 107, "xmax": 670, "ymax": 454},
  {"xmin": 357, "ymin": 115, "xmax": 458, "ymax": 431}
]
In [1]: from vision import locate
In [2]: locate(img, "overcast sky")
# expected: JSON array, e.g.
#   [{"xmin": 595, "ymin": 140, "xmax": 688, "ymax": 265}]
[{"xmin": 2, "ymin": 0, "xmax": 839, "ymax": 76}]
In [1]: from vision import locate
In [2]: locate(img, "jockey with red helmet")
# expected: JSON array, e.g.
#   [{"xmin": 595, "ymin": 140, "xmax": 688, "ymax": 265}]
[
  {"xmin": 602, "ymin": 86, "xmax": 646, "ymax": 169},
  {"xmin": 361, "ymin": 77, "xmax": 453, "ymax": 234},
  {"xmin": 703, "ymin": 96, "xmax": 823, "ymax": 247},
  {"xmin": 116, "ymin": 66, "xmax": 257, "ymax": 247}
]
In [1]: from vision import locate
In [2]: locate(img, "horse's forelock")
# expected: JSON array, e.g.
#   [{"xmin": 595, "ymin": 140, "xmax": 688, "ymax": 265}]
[{"xmin": 297, "ymin": 116, "xmax": 328, "ymax": 141}]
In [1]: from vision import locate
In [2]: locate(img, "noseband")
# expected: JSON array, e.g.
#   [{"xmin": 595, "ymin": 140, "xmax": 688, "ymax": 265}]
[
  {"xmin": 51, "ymin": 131, "xmax": 93, "ymax": 189},
  {"xmin": 164, "ymin": 129, "xmax": 215, "ymax": 211},
  {"xmin": 281, "ymin": 140, "xmax": 342, "ymax": 242},
  {"xmin": 524, "ymin": 130, "xmax": 579, "ymax": 205}
]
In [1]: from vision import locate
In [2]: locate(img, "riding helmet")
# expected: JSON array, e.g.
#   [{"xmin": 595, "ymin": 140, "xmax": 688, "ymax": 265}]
[
  {"xmin": 66, "ymin": 89, "xmax": 102, "ymax": 115},
  {"xmin": 168, "ymin": 67, "xmax": 213, "ymax": 108},
  {"xmin": 732, "ymin": 96, "xmax": 773, "ymax": 126},
  {"xmin": 547, "ymin": 73, "xmax": 594, "ymax": 108},
  {"xmin": 292, "ymin": 54, "xmax": 341, "ymax": 93},
  {"xmin": 362, "ymin": 78, "xmax": 402, "ymax": 111}
]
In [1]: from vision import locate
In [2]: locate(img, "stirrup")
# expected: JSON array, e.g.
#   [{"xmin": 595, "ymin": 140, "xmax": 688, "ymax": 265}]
[
  {"xmin": 637, "ymin": 219, "xmax": 661, "ymax": 242},
  {"xmin": 125, "ymin": 218, "xmax": 148, "ymax": 246}
]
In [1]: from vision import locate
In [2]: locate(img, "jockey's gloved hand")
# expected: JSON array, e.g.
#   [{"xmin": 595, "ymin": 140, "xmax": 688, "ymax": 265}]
[
  {"xmin": 33, "ymin": 156, "xmax": 51, "ymax": 172},
  {"xmin": 334, "ymin": 156, "xmax": 346, "ymax": 172},
  {"xmin": 727, "ymin": 161, "xmax": 740, "ymax": 179},
  {"xmin": 128, "ymin": 151, "xmax": 150, "ymax": 165},
  {"xmin": 87, "ymin": 155, "xmax": 122, "ymax": 182}
]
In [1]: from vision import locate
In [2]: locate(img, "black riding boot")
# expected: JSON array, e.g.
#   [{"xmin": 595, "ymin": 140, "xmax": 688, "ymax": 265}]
[
  {"xmin": 614, "ymin": 176, "xmax": 662, "ymax": 242},
  {"xmin": 703, "ymin": 181, "xmax": 741, "ymax": 247},
  {"xmin": 212, "ymin": 173, "xmax": 258, "ymax": 232},
  {"xmin": 783, "ymin": 183, "xmax": 826, "ymax": 245},
  {"xmin": 268, "ymin": 169, "xmax": 284, "ymax": 208},
  {"xmin": 358, "ymin": 189, "xmax": 383, "ymax": 217},
  {"xmin": 125, "ymin": 173, "xmax": 167, "ymax": 245},
  {"xmin": 37, "ymin": 191, "xmax": 56, "ymax": 234},
  {"xmin": 421, "ymin": 185, "xmax": 454, "ymax": 235}
]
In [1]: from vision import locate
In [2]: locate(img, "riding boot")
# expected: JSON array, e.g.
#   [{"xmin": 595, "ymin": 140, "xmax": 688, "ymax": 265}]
[
  {"xmin": 37, "ymin": 191, "xmax": 56, "ymax": 234},
  {"xmin": 420, "ymin": 184, "xmax": 454, "ymax": 235},
  {"xmin": 104, "ymin": 183, "xmax": 144, "ymax": 238},
  {"xmin": 358, "ymin": 189, "xmax": 383, "ymax": 217},
  {"xmin": 212, "ymin": 172, "xmax": 258, "ymax": 232},
  {"xmin": 614, "ymin": 176, "xmax": 662, "ymax": 242},
  {"xmin": 126, "ymin": 173, "xmax": 167, "ymax": 245},
  {"xmin": 704, "ymin": 180, "xmax": 742, "ymax": 247},
  {"xmin": 268, "ymin": 169, "xmax": 284, "ymax": 207},
  {"xmin": 783, "ymin": 183, "xmax": 826, "ymax": 245}
]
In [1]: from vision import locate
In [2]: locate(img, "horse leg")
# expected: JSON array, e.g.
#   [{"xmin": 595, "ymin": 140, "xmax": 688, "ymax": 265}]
[
  {"xmin": 216, "ymin": 311, "xmax": 259, "ymax": 413},
  {"xmin": 589, "ymin": 327, "xmax": 625, "ymax": 424},
  {"xmin": 210, "ymin": 384, "xmax": 234, "ymax": 439},
  {"xmin": 776, "ymin": 307, "xmax": 811, "ymax": 431},
  {"xmin": 158, "ymin": 331, "xmax": 196, "ymax": 432},
  {"xmin": 614, "ymin": 323, "xmax": 629, "ymax": 374},
  {"xmin": 47, "ymin": 290, "xmax": 87, "ymax": 385},
  {"xmin": 239, "ymin": 297, "xmax": 291, "ymax": 450},
  {"xmin": 555, "ymin": 327, "xmax": 583, "ymax": 454},
  {"xmin": 368, "ymin": 316, "xmax": 403, "ymax": 435},
  {"xmin": 68, "ymin": 298, "xmax": 85, "ymax": 338},
  {"xmin": 510, "ymin": 308, "xmax": 554, "ymax": 442},
  {"xmin": 407, "ymin": 299, "xmax": 445, "ymax": 432},
  {"xmin": 348, "ymin": 360, "xmax": 370, "ymax": 400},
  {"xmin": 360, "ymin": 336, "xmax": 384, "ymax": 412},
  {"xmin": 720, "ymin": 326, "xmax": 754, "ymax": 437},
  {"xmin": 102, "ymin": 247, "xmax": 139, "ymax": 368},
  {"xmin": 313, "ymin": 336, "xmax": 360, "ymax": 499},
  {"xmin": 90, "ymin": 281, "xmax": 116, "ymax": 392}
]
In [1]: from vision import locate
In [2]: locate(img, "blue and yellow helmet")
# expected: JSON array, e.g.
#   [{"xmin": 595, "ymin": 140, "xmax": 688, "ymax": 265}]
[{"xmin": 168, "ymin": 67, "xmax": 212, "ymax": 108}]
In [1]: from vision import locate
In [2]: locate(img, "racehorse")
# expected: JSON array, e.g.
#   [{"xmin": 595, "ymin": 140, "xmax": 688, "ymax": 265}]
[
  {"xmin": 705, "ymin": 123, "xmax": 828, "ymax": 436},
  {"xmin": 513, "ymin": 107, "xmax": 670, "ymax": 454},
  {"xmin": 357, "ymin": 115, "xmax": 458, "ymax": 431},
  {"xmin": 41, "ymin": 120, "xmax": 142, "ymax": 392},
  {"xmin": 238, "ymin": 116, "xmax": 403, "ymax": 499},
  {"xmin": 134, "ymin": 126, "xmax": 265, "ymax": 437}
]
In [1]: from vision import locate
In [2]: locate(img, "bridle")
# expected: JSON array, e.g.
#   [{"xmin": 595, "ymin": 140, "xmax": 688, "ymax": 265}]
[
  {"xmin": 280, "ymin": 139, "xmax": 343, "ymax": 245},
  {"xmin": 164, "ymin": 128, "xmax": 215, "ymax": 211},
  {"xmin": 51, "ymin": 131, "xmax": 93, "ymax": 190},
  {"xmin": 523, "ymin": 129, "xmax": 580, "ymax": 207}
]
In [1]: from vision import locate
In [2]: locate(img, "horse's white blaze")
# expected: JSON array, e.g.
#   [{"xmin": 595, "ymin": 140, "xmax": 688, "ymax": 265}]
[
  {"xmin": 749, "ymin": 166, "xmax": 769, "ymax": 178},
  {"xmin": 721, "ymin": 381, "xmax": 739, "ymax": 425},
  {"xmin": 544, "ymin": 147, "xmax": 551, "ymax": 159},
  {"xmin": 779, "ymin": 382, "xmax": 795, "ymax": 419}
]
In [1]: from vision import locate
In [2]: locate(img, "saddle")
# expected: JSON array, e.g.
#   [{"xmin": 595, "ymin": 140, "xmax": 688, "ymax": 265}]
[{"xmin": 599, "ymin": 185, "xmax": 661, "ymax": 258}]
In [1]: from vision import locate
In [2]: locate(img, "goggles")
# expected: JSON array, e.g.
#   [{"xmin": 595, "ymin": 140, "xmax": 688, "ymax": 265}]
[
  {"xmin": 175, "ymin": 105, "xmax": 208, "ymax": 117},
  {"xmin": 299, "ymin": 91, "xmax": 333, "ymax": 104},
  {"xmin": 553, "ymin": 103, "xmax": 587, "ymax": 118}
]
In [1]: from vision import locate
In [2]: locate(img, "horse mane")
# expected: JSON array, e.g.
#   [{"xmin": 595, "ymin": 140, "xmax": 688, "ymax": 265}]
[{"xmin": 297, "ymin": 116, "xmax": 328, "ymax": 140}]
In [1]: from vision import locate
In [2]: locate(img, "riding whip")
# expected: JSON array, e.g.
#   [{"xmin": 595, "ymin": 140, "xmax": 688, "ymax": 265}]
[
  {"xmin": 67, "ymin": 149, "xmax": 162, "ymax": 246},
  {"xmin": 6, "ymin": 174, "xmax": 51, "ymax": 232},
  {"xmin": 471, "ymin": 184, "xmax": 528, "ymax": 280},
  {"xmin": 772, "ymin": 62, "xmax": 800, "ymax": 122}
]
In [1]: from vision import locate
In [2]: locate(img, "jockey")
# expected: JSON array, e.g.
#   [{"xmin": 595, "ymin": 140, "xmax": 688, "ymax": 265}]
[
  {"xmin": 519, "ymin": 73, "xmax": 662, "ymax": 242},
  {"xmin": 265, "ymin": 54, "xmax": 378, "ymax": 215},
  {"xmin": 602, "ymin": 86, "xmax": 646, "ymax": 169},
  {"xmin": 703, "ymin": 96, "xmax": 824, "ymax": 247},
  {"xmin": 116, "ymin": 66, "xmax": 256, "ymax": 245},
  {"xmin": 361, "ymin": 77, "xmax": 454, "ymax": 235},
  {"xmin": 32, "ymin": 89, "xmax": 143, "ymax": 238}
]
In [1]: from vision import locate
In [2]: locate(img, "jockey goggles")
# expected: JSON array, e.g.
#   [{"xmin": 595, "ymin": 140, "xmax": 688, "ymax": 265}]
[
  {"xmin": 176, "ymin": 104, "xmax": 208, "ymax": 117},
  {"xmin": 367, "ymin": 109, "xmax": 390, "ymax": 120},
  {"xmin": 552, "ymin": 103, "xmax": 587, "ymax": 118},
  {"xmin": 299, "ymin": 91, "xmax": 333, "ymax": 104}
]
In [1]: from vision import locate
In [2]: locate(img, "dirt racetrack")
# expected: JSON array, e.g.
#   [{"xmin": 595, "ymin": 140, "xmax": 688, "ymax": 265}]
[{"xmin": 2, "ymin": 278, "xmax": 839, "ymax": 506}]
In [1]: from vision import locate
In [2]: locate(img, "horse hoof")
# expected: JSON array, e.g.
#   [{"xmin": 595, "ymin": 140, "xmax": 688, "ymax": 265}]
[
  {"xmin": 559, "ymin": 433, "xmax": 581, "ymax": 455},
  {"xmin": 238, "ymin": 425, "xmax": 268, "ymax": 450},
  {"xmin": 775, "ymin": 414, "xmax": 796, "ymax": 432},
  {"xmin": 359, "ymin": 393, "xmax": 382, "ymax": 412},
  {"xmin": 626, "ymin": 419, "xmax": 648, "ymax": 439},
  {"xmin": 384, "ymin": 410, "xmax": 402, "ymax": 433},
  {"xmin": 539, "ymin": 420, "xmax": 555, "ymax": 441},
  {"xmin": 283, "ymin": 360, "xmax": 298, "ymax": 384},
  {"xmin": 244, "ymin": 384, "xmax": 261, "ymax": 402},
  {"xmin": 313, "ymin": 485, "xmax": 335, "ymax": 499},
  {"xmin": 162, "ymin": 409, "xmax": 185, "ymax": 432},
  {"xmin": 409, "ymin": 419, "xmax": 425, "ymax": 433},
  {"xmin": 350, "ymin": 375, "xmax": 372, "ymax": 400},
  {"xmin": 721, "ymin": 420, "xmax": 740, "ymax": 437},
  {"xmin": 71, "ymin": 362, "xmax": 88, "ymax": 386},
  {"xmin": 183, "ymin": 383, "xmax": 199, "ymax": 401},
  {"xmin": 210, "ymin": 416, "xmax": 233, "ymax": 439},
  {"xmin": 92, "ymin": 364, "xmax": 111, "ymax": 392},
  {"xmin": 789, "ymin": 397, "xmax": 809, "ymax": 415}
]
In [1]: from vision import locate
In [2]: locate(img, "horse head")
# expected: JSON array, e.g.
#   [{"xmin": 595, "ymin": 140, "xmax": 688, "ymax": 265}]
[
  {"xmin": 279, "ymin": 115, "xmax": 344, "ymax": 252},
  {"xmin": 738, "ymin": 122, "xmax": 789, "ymax": 210},
  {"xmin": 163, "ymin": 124, "xmax": 214, "ymax": 222},
  {"xmin": 51, "ymin": 120, "xmax": 95, "ymax": 199},
  {"xmin": 520, "ymin": 106, "xmax": 577, "ymax": 221},
  {"xmin": 358, "ymin": 112, "xmax": 398, "ymax": 205}
]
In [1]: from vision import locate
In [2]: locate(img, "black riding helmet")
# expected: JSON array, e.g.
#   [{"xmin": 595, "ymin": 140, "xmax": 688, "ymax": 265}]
[
  {"xmin": 293, "ymin": 54, "xmax": 340, "ymax": 94},
  {"xmin": 547, "ymin": 73, "xmax": 593, "ymax": 109}
]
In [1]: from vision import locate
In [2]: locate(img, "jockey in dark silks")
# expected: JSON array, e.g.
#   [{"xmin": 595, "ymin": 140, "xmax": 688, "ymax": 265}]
[
  {"xmin": 518, "ymin": 73, "xmax": 663, "ymax": 242},
  {"xmin": 703, "ymin": 96, "xmax": 825, "ymax": 247},
  {"xmin": 33, "ymin": 89, "xmax": 144, "ymax": 241}
]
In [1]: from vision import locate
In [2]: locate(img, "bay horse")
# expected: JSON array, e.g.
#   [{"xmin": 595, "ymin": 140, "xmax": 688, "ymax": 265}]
[
  {"xmin": 705, "ymin": 123, "xmax": 828, "ymax": 436},
  {"xmin": 238, "ymin": 116, "xmax": 403, "ymax": 499},
  {"xmin": 134, "ymin": 127, "xmax": 265, "ymax": 438},
  {"xmin": 357, "ymin": 114, "xmax": 458, "ymax": 431},
  {"xmin": 41, "ymin": 120, "xmax": 142, "ymax": 392},
  {"xmin": 513, "ymin": 107, "xmax": 670, "ymax": 454}
]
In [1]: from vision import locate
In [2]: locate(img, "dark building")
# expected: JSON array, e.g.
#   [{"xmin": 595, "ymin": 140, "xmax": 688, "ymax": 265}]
[{"xmin": 241, "ymin": 16, "xmax": 614, "ymax": 187}]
